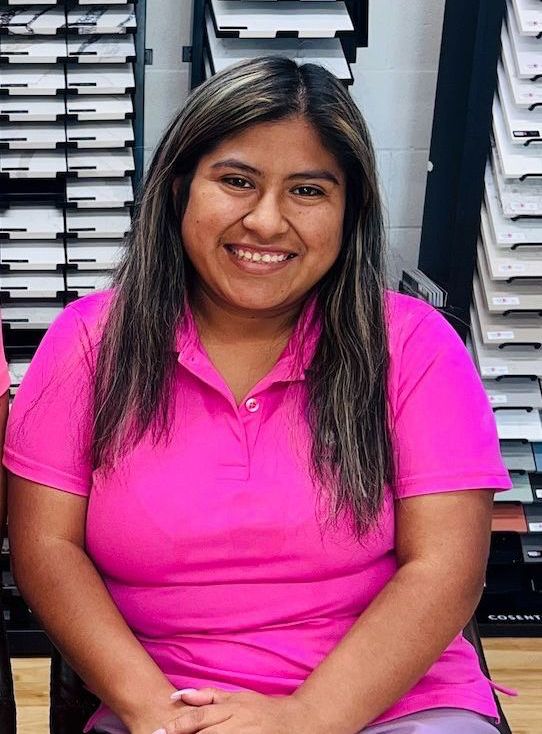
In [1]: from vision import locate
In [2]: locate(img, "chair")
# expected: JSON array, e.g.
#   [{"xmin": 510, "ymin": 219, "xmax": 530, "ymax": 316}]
[
  {"xmin": 0, "ymin": 598, "xmax": 17, "ymax": 734},
  {"xmin": 49, "ymin": 615, "xmax": 513, "ymax": 734}
]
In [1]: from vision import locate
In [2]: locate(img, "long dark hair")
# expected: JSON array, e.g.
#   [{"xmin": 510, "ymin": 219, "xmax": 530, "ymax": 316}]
[{"xmin": 93, "ymin": 57, "xmax": 398, "ymax": 540}]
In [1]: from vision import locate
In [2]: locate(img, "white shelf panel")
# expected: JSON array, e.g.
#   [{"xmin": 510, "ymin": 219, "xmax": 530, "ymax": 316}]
[
  {"xmin": 494, "ymin": 472, "xmax": 534, "ymax": 502},
  {"xmin": 506, "ymin": 7, "xmax": 542, "ymax": 79},
  {"xmin": 0, "ymin": 272, "xmax": 64, "ymax": 299},
  {"xmin": 67, "ymin": 148, "xmax": 134, "ymax": 177},
  {"xmin": 469, "ymin": 307, "xmax": 542, "ymax": 378},
  {"xmin": 484, "ymin": 162, "xmax": 542, "ymax": 243},
  {"xmin": 66, "ymin": 63, "xmax": 134, "ymax": 94},
  {"xmin": 0, "ymin": 97, "xmax": 65, "ymax": 122},
  {"xmin": 477, "ymin": 245, "xmax": 542, "ymax": 312},
  {"xmin": 511, "ymin": 0, "xmax": 542, "ymax": 37},
  {"xmin": 66, "ymin": 119, "xmax": 134, "ymax": 148},
  {"xmin": 209, "ymin": 0, "xmax": 353, "ymax": 38},
  {"xmin": 66, "ymin": 271, "xmax": 112, "ymax": 293},
  {"xmin": 65, "ymin": 209, "xmax": 131, "ymax": 238},
  {"xmin": 66, "ymin": 94, "xmax": 133, "ymax": 121},
  {"xmin": 494, "ymin": 95, "xmax": 542, "ymax": 178},
  {"xmin": 0, "ymin": 241, "xmax": 65, "ymax": 270},
  {"xmin": 491, "ymin": 146, "xmax": 542, "ymax": 215},
  {"xmin": 481, "ymin": 206, "xmax": 542, "ymax": 279},
  {"xmin": 496, "ymin": 408, "xmax": 542, "ymax": 441},
  {"xmin": 501, "ymin": 26, "xmax": 542, "ymax": 108},
  {"xmin": 8, "ymin": 361, "xmax": 30, "ymax": 395},
  {"xmin": 66, "ymin": 5, "xmax": 136, "ymax": 34},
  {"xmin": 497, "ymin": 61, "xmax": 542, "ymax": 142},
  {"xmin": 0, "ymin": 122, "xmax": 65, "ymax": 149},
  {"xmin": 500, "ymin": 440, "xmax": 537, "ymax": 471},
  {"xmin": 0, "ymin": 150, "xmax": 66, "ymax": 178},
  {"xmin": 66, "ymin": 177, "xmax": 133, "ymax": 208},
  {"xmin": 1, "ymin": 303, "xmax": 63, "ymax": 329},
  {"xmin": 66, "ymin": 240, "xmax": 125, "ymax": 270},
  {"xmin": 0, "ymin": 37, "xmax": 67, "ymax": 63},
  {"xmin": 0, "ymin": 205, "xmax": 64, "ymax": 239},
  {"xmin": 1, "ymin": 65, "xmax": 65, "ymax": 95},
  {"xmin": 485, "ymin": 376, "xmax": 542, "ymax": 410},
  {"xmin": 0, "ymin": 7, "xmax": 65, "ymax": 35},
  {"xmin": 67, "ymin": 35, "xmax": 135, "ymax": 63},
  {"xmin": 205, "ymin": 7, "xmax": 352, "ymax": 81}
]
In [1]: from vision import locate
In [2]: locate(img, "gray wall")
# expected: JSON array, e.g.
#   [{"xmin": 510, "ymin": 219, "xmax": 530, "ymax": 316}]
[{"xmin": 142, "ymin": 0, "xmax": 446, "ymax": 287}]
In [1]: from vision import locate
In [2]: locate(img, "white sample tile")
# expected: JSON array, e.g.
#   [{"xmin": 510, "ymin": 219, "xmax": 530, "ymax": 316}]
[
  {"xmin": 477, "ymin": 245, "xmax": 542, "ymax": 312},
  {"xmin": 0, "ymin": 37, "xmax": 67, "ymax": 63},
  {"xmin": 8, "ymin": 360, "xmax": 30, "ymax": 394},
  {"xmin": 66, "ymin": 94, "xmax": 133, "ymax": 121},
  {"xmin": 210, "ymin": 0, "xmax": 353, "ymax": 38},
  {"xmin": 491, "ymin": 145, "xmax": 542, "ymax": 215},
  {"xmin": 66, "ymin": 64, "xmax": 135, "ymax": 94},
  {"xmin": 472, "ymin": 272, "xmax": 542, "ymax": 346},
  {"xmin": 506, "ymin": 8, "xmax": 542, "ymax": 79},
  {"xmin": 1, "ymin": 303, "xmax": 63, "ymax": 329},
  {"xmin": 66, "ymin": 5, "xmax": 136, "ymax": 34},
  {"xmin": 0, "ymin": 122, "xmax": 65, "ymax": 149},
  {"xmin": 494, "ymin": 472, "xmax": 533, "ymax": 502},
  {"xmin": 0, "ymin": 205, "xmax": 64, "ymax": 239},
  {"xmin": 0, "ymin": 272, "xmax": 64, "ymax": 299},
  {"xmin": 497, "ymin": 61, "xmax": 542, "ymax": 142},
  {"xmin": 66, "ymin": 178, "xmax": 133, "ymax": 208},
  {"xmin": 496, "ymin": 408, "xmax": 542, "ymax": 441},
  {"xmin": 484, "ymin": 162, "xmax": 542, "ymax": 244},
  {"xmin": 500, "ymin": 440, "xmax": 537, "ymax": 471},
  {"xmin": 510, "ymin": 0, "xmax": 542, "ymax": 37},
  {"xmin": 66, "ymin": 271, "xmax": 112, "ymax": 293},
  {"xmin": 66, "ymin": 240, "xmax": 125, "ymax": 270},
  {"xmin": 65, "ymin": 209, "xmax": 131, "ymax": 238},
  {"xmin": 205, "ymin": 7, "xmax": 352, "ymax": 81},
  {"xmin": 0, "ymin": 97, "xmax": 65, "ymax": 123},
  {"xmin": 67, "ymin": 149, "xmax": 134, "ymax": 177},
  {"xmin": 0, "ymin": 65, "xmax": 64, "ymax": 95},
  {"xmin": 494, "ymin": 95, "xmax": 542, "ymax": 178},
  {"xmin": 485, "ymin": 376, "xmax": 542, "ymax": 409},
  {"xmin": 67, "ymin": 35, "xmax": 136, "ymax": 63},
  {"xmin": 0, "ymin": 7, "xmax": 65, "ymax": 35},
  {"xmin": 0, "ymin": 150, "xmax": 66, "ymax": 178},
  {"xmin": 66, "ymin": 120, "xmax": 134, "ymax": 148},
  {"xmin": 0, "ymin": 241, "xmax": 65, "ymax": 270},
  {"xmin": 501, "ymin": 25, "xmax": 542, "ymax": 108},
  {"xmin": 480, "ymin": 205, "xmax": 542, "ymax": 279}
]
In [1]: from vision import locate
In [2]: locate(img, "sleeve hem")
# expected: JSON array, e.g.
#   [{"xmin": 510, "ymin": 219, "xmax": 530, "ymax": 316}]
[
  {"xmin": 396, "ymin": 471, "xmax": 513, "ymax": 498},
  {"xmin": 3, "ymin": 446, "xmax": 90, "ymax": 497}
]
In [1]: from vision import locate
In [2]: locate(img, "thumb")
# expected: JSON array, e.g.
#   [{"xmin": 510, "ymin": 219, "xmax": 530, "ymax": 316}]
[{"xmin": 170, "ymin": 687, "xmax": 230, "ymax": 706}]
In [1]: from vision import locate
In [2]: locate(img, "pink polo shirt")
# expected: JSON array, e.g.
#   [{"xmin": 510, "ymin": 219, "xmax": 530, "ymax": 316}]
[
  {"xmin": 3, "ymin": 289, "xmax": 514, "ymax": 731},
  {"xmin": 0, "ymin": 317, "xmax": 9, "ymax": 396}
]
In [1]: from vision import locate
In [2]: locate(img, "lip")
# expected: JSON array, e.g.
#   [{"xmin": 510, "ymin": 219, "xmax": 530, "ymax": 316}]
[{"xmin": 223, "ymin": 244, "xmax": 297, "ymax": 274}]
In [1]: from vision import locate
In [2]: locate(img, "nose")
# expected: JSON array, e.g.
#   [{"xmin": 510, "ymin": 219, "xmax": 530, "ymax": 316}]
[{"xmin": 242, "ymin": 191, "xmax": 289, "ymax": 240}]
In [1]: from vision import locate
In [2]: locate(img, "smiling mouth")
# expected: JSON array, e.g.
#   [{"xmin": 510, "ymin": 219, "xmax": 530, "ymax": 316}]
[{"xmin": 225, "ymin": 244, "xmax": 297, "ymax": 264}]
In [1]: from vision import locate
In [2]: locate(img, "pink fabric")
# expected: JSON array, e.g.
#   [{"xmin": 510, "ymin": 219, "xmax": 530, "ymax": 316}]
[
  {"xmin": 3, "ymin": 289, "xmax": 514, "ymax": 733},
  {"xmin": 0, "ymin": 315, "xmax": 10, "ymax": 396}
]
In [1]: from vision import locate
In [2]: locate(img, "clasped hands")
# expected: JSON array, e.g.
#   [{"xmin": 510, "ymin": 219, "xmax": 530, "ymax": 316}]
[{"xmin": 149, "ymin": 687, "xmax": 325, "ymax": 734}]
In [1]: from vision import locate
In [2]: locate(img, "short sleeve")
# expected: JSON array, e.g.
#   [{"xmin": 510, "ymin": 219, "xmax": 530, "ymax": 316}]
[
  {"xmin": 0, "ymin": 315, "xmax": 10, "ymax": 396},
  {"xmin": 3, "ymin": 303, "xmax": 96, "ymax": 496},
  {"xmin": 392, "ymin": 307, "xmax": 513, "ymax": 499}
]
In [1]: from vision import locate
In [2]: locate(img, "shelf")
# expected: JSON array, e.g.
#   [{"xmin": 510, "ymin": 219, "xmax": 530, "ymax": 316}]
[
  {"xmin": 65, "ymin": 271, "xmax": 112, "ymax": 294},
  {"xmin": 0, "ymin": 272, "xmax": 65, "ymax": 299},
  {"xmin": 67, "ymin": 34, "xmax": 136, "ymax": 63},
  {"xmin": 65, "ymin": 208, "xmax": 131, "ymax": 238},
  {"xmin": 491, "ymin": 144, "xmax": 542, "ymax": 216},
  {"xmin": 209, "ymin": 0, "xmax": 354, "ymax": 38},
  {"xmin": 0, "ymin": 96, "xmax": 65, "ymax": 122},
  {"xmin": 0, "ymin": 122, "xmax": 65, "ymax": 150},
  {"xmin": 494, "ymin": 472, "xmax": 535, "ymax": 502},
  {"xmin": 493, "ymin": 95, "xmax": 542, "ymax": 178},
  {"xmin": 66, "ymin": 93, "xmax": 133, "ymax": 121},
  {"xmin": 484, "ymin": 162, "xmax": 542, "ymax": 243},
  {"xmin": 0, "ymin": 241, "xmax": 65, "ymax": 270},
  {"xmin": 66, "ymin": 63, "xmax": 135, "ymax": 94},
  {"xmin": 0, "ymin": 7, "xmax": 65, "ymax": 36},
  {"xmin": 66, "ymin": 240, "xmax": 125, "ymax": 269},
  {"xmin": 66, "ymin": 5, "xmax": 136, "ymax": 34},
  {"xmin": 476, "ymin": 244, "xmax": 542, "ymax": 313},
  {"xmin": 0, "ymin": 150, "xmax": 67, "ymax": 178},
  {"xmin": 0, "ymin": 205, "xmax": 64, "ymax": 239},
  {"xmin": 0, "ymin": 37, "xmax": 67, "ymax": 63},
  {"xmin": 1, "ymin": 65, "xmax": 65, "ymax": 95},
  {"xmin": 66, "ymin": 177, "xmax": 133, "ymax": 208},
  {"xmin": 481, "ymin": 207, "xmax": 542, "ymax": 279},
  {"xmin": 204, "ymin": 6, "xmax": 352, "ymax": 81},
  {"xmin": 1, "ymin": 302, "xmax": 63, "ymax": 329},
  {"xmin": 501, "ymin": 440, "xmax": 537, "ymax": 471},
  {"xmin": 497, "ymin": 60, "xmax": 542, "ymax": 142},
  {"xmin": 505, "ymin": 7, "xmax": 542, "ymax": 79},
  {"xmin": 66, "ymin": 119, "xmax": 134, "ymax": 148},
  {"xmin": 66, "ymin": 148, "xmax": 135, "ymax": 177},
  {"xmin": 485, "ymin": 375, "xmax": 542, "ymax": 410},
  {"xmin": 510, "ymin": 0, "xmax": 542, "ymax": 38},
  {"xmin": 496, "ymin": 408, "xmax": 542, "ymax": 441}
]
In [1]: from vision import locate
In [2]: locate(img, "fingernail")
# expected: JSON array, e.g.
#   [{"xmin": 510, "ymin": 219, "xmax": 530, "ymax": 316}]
[{"xmin": 170, "ymin": 688, "xmax": 198, "ymax": 700}]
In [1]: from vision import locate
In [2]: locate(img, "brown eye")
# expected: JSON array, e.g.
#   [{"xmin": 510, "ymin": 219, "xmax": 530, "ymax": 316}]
[
  {"xmin": 223, "ymin": 176, "xmax": 253, "ymax": 189},
  {"xmin": 293, "ymin": 186, "xmax": 324, "ymax": 197}
]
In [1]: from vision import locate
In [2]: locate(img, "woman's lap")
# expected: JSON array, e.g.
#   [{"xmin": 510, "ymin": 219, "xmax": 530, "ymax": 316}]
[{"xmin": 93, "ymin": 707, "xmax": 500, "ymax": 734}]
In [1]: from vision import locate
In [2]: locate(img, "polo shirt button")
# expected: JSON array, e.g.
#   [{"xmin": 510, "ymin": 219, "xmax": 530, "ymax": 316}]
[{"xmin": 245, "ymin": 397, "xmax": 259, "ymax": 413}]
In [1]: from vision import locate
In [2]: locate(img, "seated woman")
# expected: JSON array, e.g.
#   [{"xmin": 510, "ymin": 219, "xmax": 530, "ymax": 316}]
[{"xmin": 5, "ymin": 57, "xmax": 513, "ymax": 734}]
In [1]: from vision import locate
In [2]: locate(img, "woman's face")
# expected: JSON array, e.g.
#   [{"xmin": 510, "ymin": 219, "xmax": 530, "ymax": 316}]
[{"xmin": 180, "ymin": 116, "xmax": 346, "ymax": 316}]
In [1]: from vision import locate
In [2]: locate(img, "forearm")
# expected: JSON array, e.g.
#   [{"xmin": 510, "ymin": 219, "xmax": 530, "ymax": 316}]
[
  {"xmin": 11, "ymin": 537, "xmax": 178, "ymax": 728},
  {"xmin": 293, "ymin": 561, "xmax": 483, "ymax": 734}
]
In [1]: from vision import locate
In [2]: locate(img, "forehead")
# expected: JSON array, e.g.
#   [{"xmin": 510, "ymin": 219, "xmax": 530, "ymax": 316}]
[{"xmin": 199, "ymin": 117, "xmax": 343, "ymax": 177}]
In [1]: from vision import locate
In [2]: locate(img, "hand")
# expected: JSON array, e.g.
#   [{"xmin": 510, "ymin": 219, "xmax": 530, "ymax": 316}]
[{"xmin": 157, "ymin": 688, "xmax": 326, "ymax": 734}]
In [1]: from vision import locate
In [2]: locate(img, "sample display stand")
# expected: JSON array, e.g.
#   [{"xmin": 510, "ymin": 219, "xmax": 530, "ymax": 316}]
[
  {"xmin": 0, "ymin": 0, "xmax": 147, "ymax": 656},
  {"xmin": 418, "ymin": 0, "xmax": 542, "ymax": 637}
]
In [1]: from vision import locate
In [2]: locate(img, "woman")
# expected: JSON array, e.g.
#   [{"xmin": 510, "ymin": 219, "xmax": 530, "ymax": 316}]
[{"xmin": 5, "ymin": 58, "xmax": 513, "ymax": 734}]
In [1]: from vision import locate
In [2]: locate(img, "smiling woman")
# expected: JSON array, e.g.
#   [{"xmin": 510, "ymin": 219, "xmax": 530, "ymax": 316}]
[{"xmin": 4, "ymin": 57, "xmax": 510, "ymax": 734}]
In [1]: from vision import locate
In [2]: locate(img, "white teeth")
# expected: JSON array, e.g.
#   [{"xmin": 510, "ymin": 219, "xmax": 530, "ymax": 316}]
[
  {"xmin": 229, "ymin": 246, "xmax": 293, "ymax": 264},
  {"xmin": 262, "ymin": 254, "xmax": 272, "ymax": 263}
]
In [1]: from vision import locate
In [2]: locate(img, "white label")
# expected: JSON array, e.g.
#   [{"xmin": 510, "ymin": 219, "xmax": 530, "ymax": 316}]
[
  {"xmin": 536, "ymin": 489, "xmax": 542, "ymax": 499},
  {"xmin": 488, "ymin": 331, "xmax": 515, "ymax": 340},
  {"xmin": 498, "ymin": 263, "xmax": 526, "ymax": 273},
  {"xmin": 529, "ymin": 522, "xmax": 542, "ymax": 532},
  {"xmin": 498, "ymin": 232, "xmax": 525, "ymax": 244},
  {"xmin": 483, "ymin": 365, "xmax": 509, "ymax": 376},
  {"xmin": 489, "ymin": 394, "xmax": 508, "ymax": 404},
  {"xmin": 492, "ymin": 296, "xmax": 520, "ymax": 306}
]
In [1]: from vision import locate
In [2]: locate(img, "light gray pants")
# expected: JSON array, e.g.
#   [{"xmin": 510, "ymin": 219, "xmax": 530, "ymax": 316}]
[{"xmin": 94, "ymin": 706, "xmax": 500, "ymax": 733}]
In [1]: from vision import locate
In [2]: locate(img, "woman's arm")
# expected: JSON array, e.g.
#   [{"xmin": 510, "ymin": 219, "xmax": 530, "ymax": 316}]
[
  {"xmin": 8, "ymin": 475, "xmax": 187, "ymax": 734},
  {"xmin": 0, "ymin": 391, "xmax": 9, "ymax": 533},
  {"xmin": 291, "ymin": 489, "xmax": 495, "ymax": 734}
]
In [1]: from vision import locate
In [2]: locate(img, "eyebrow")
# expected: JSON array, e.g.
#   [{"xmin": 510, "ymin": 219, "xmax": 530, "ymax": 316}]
[{"xmin": 210, "ymin": 158, "xmax": 341, "ymax": 185}]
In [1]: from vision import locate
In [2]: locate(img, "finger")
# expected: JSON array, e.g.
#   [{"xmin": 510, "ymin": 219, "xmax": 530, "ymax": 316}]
[
  {"xmin": 161, "ymin": 704, "xmax": 232, "ymax": 734},
  {"xmin": 171, "ymin": 687, "xmax": 231, "ymax": 706}
]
